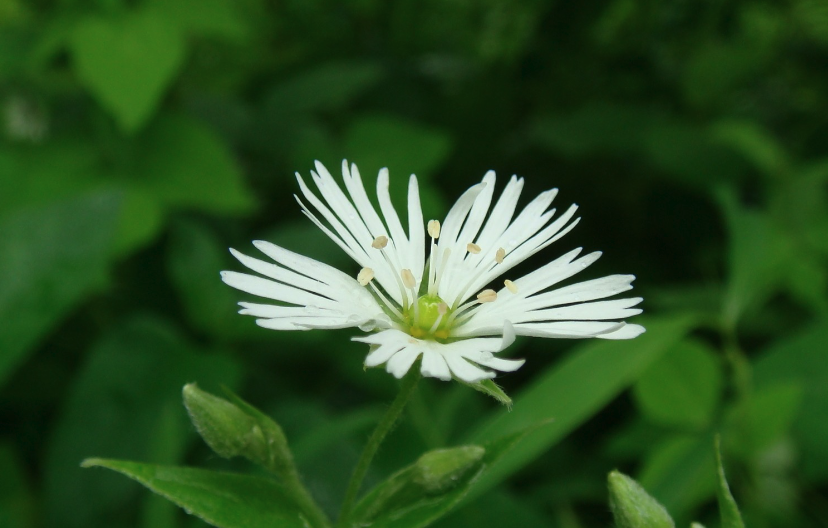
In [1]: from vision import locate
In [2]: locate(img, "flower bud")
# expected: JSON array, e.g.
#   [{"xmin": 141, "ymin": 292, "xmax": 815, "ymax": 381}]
[
  {"xmin": 413, "ymin": 445, "xmax": 485, "ymax": 494},
  {"xmin": 608, "ymin": 470, "xmax": 675, "ymax": 528}
]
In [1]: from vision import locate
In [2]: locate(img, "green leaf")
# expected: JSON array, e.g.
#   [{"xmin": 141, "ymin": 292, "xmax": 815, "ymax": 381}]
[
  {"xmin": 457, "ymin": 379, "xmax": 512, "ymax": 408},
  {"xmin": 145, "ymin": 0, "xmax": 248, "ymax": 40},
  {"xmin": 344, "ymin": 115, "xmax": 452, "ymax": 182},
  {"xmin": 0, "ymin": 191, "xmax": 120, "ymax": 386},
  {"xmin": 81, "ymin": 459, "xmax": 308, "ymax": 528},
  {"xmin": 0, "ymin": 443, "xmax": 34, "ymax": 528},
  {"xmin": 719, "ymin": 187, "xmax": 791, "ymax": 328},
  {"xmin": 166, "ymin": 220, "xmax": 254, "ymax": 338},
  {"xmin": 714, "ymin": 437, "xmax": 745, "ymax": 528},
  {"xmin": 608, "ymin": 470, "xmax": 675, "ymax": 528},
  {"xmin": 711, "ymin": 120, "xmax": 791, "ymax": 178},
  {"xmin": 264, "ymin": 61, "xmax": 383, "ymax": 115},
  {"xmin": 70, "ymin": 9, "xmax": 186, "ymax": 132},
  {"xmin": 43, "ymin": 317, "xmax": 242, "ymax": 528},
  {"xmin": 633, "ymin": 340, "xmax": 723, "ymax": 430},
  {"xmin": 350, "ymin": 427, "xmax": 535, "ymax": 528},
  {"xmin": 137, "ymin": 114, "xmax": 256, "ymax": 213},
  {"xmin": 465, "ymin": 315, "xmax": 697, "ymax": 500},
  {"xmin": 723, "ymin": 382, "xmax": 802, "ymax": 460},
  {"xmin": 753, "ymin": 321, "xmax": 828, "ymax": 480},
  {"xmin": 637, "ymin": 435, "xmax": 717, "ymax": 518},
  {"xmin": 137, "ymin": 115, "xmax": 255, "ymax": 213}
]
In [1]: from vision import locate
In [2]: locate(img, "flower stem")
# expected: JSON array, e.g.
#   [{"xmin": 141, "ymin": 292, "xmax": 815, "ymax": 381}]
[{"xmin": 337, "ymin": 369, "xmax": 421, "ymax": 526}]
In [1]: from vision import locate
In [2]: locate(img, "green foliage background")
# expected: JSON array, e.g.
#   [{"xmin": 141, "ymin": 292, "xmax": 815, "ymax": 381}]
[{"xmin": 1, "ymin": 0, "xmax": 827, "ymax": 526}]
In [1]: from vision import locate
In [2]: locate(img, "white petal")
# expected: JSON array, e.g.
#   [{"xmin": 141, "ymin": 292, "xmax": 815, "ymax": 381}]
[
  {"xmin": 512, "ymin": 298, "xmax": 643, "ymax": 323},
  {"xmin": 220, "ymin": 271, "xmax": 335, "ymax": 308},
  {"xmin": 420, "ymin": 350, "xmax": 451, "ymax": 381},
  {"xmin": 364, "ymin": 342, "xmax": 405, "ymax": 367},
  {"xmin": 513, "ymin": 321, "xmax": 626, "ymax": 339},
  {"xmin": 596, "ymin": 323, "xmax": 646, "ymax": 340},
  {"xmin": 443, "ymin": 354, "xmax": 495, "ymax": 383},
  {"xmin": 385, "ymin": 346, "xmax": 422, "ymax": 378}
]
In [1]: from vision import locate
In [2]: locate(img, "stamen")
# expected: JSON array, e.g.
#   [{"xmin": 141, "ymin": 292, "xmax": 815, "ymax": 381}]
[
  {"xmin": 504, "ymin": 279, "xmax": 518, "ymax": 294},
  {"xmin": 357, "ymin": 267, "xmax": 374, "ymax": 286},
  {"xmin": 428, "ymin": 220, "xmax": 441, "ymax": 239},
  {"xmin": 477, "ymin": 289, "xmax": 497, "ymax": 303},
  {"xmin": 495, "ymin": 247, "xmax": 506, "ymax": 264},
  {"xmin": 368, "ymin": 282, "xmax": 404, "ymax": 320},
  {"xmin": 428, "ymin": 302, "xmax": 449, "ymax": 334},
  {"xmin": 401, "ymin": 269, "xmax": 418, "ymax": 320},
  {"xmin": 466, "ymin": 242, "xmax": 482, "ymax": 254},
  {"xmin": 401, "ymin": 269, "xmax": 416, "ymax": 289},
  {"xmin": 371, "ymin": 235, "xmax": 388, "ymax": 249},
  {"xmin": 431, "ymin": 248, "xmax": 451, "ymax": 295}
]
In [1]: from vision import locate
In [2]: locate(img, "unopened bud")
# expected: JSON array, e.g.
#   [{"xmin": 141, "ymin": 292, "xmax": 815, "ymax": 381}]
[{"xmin": 608, "ymin": 470, "xmax": 675, "ymax": 528}]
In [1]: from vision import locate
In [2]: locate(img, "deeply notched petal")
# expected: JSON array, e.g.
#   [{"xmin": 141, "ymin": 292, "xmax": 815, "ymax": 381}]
[
  {"xmin": 355, "ymin": 323, "xmax": 523, "ymax": 383},
  {"xmin": 221, "ymin": 160, "xmax": 645, "ymax": 384}
]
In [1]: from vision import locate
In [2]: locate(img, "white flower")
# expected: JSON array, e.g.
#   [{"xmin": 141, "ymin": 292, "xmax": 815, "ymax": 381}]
[{"xmin": 221, "ymin": 161, "xmax": 644, "ymax": 384}]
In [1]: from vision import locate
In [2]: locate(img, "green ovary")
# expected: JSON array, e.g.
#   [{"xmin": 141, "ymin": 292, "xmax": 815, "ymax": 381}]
[{"xmin": 406, "ymin": 295, "xmax": 451, "ymax": 340}]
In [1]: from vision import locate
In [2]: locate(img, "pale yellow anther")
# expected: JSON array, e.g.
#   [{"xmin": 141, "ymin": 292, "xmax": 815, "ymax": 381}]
[
  {"xmin": 401, "ymin": 269, "xmax": 416, "ymax": 289},
  {"xmin": 466, "ymin": 243, "xmax": 482, "ymax": 254},
  {"xmin": 371, "ymin": 235, "xmax": 388, "ymax": 249},
  {"xmin": 427, "ymin": 220, "xmax": 441, "ymax": 239},
  {"xmin": 504, "ymin": 279, "xmax": 518, "ymax": 294},
  {"xmin": 477, "ymin": 289, "xmax": 498, "ymax": 303},
  {"xmin": 495, "ymin": 247, "xmax": 506, "ymax": 264},
  {"xmin": 357, "ymin": 267, "xmax": 374, "ymax": 286},
  {"xmin": 437, "ymin": 302, "xmax": 448, "ymax": 315}
]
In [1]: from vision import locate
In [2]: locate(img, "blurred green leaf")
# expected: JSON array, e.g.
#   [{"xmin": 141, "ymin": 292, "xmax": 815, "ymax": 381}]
[
  {"xmin": 715, "ymin": 437, "xmax": 745, "ymax": 528},
  {"xmin": 753, "ymin": 321, "xmax": 828, "ymax": 480},
  {"xmin": 264, "ymin": 61, "xmax": 383, "ymax": 116},
  {"xmin": 711, "ymin": 120, "xmax": 791, "ymax": 178},
  {"xmin": 633, "ymin": 340, "xmax": 722, "ymax": 430},
  {"xmin": 166, "ymin": 220, "xmax": 254, "ymax": 339},
  {"xmin": 466, "ymin": 315, "xmax": 697, "ymax": 499},
  {"xmin": 344, "ymin": 115, "xmax": 452, "ymax": 182},
  {"xmin": 82, "ymin": 459, "xmax": 308, "ymax": 528},
  {"xmin": 350, "ymin": 426, "xmax": 535, "ymax": 528},
  {"xmin": 146, "ymin": 0, "xmax": 248, "ymax": 40},
  {"xmin": 0, "ymin": 443, "xmax": 34, "ymax": 528},
  {"xmin": 637, "ymin": 435, "xmax": 717, "ymax": 519},
  {"xmin": 137, "ymin": 114, "xmax": 256, "ymax": 213},
  {"xmin": 723, "ymin": 382, "xmax": 802, "ymax": 461},
  {"xmin": 70, "ymin": 9, "xmax": 186, "ymax": 132},
  {"xmin": 43, "ymin": 317, "xmax": 242, "ymax": 528},
  {"xmin": 141, "ymin": 403, "xmax": 188, "ymax": 528},
  {"xmin": 114, "ymin": 185, "xmax": 166, "ymax": 256},
  {"xmin": 719, "ymin": 188, "xmax": 791, "ymax": 328},
  {"xmin": 682, "ymin": 42, "xmax": 769, "ymax": 109},
  {"xmin": 0, "ymin": 191, "xmax": 120, "ymax": 386}
]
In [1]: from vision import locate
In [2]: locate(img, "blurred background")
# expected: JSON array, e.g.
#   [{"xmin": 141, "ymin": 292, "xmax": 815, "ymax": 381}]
[{"xmin": 1, "ymin": 0, "xmax": 827, "ymax": 527}]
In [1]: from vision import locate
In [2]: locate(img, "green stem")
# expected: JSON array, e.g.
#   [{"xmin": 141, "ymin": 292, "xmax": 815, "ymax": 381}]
[
  {"xmin": 337, "ymin": 369, "xmax": 421, "ymax": 527},
  {"xmin": 279, "ymin": 463, "xmax": 332, "ymax": 528}
]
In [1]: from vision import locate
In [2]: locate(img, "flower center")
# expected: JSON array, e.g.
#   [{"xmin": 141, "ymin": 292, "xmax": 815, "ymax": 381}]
[{"xmin": 406, "ymin": 295, "xmax": 451, "ymax": 340}]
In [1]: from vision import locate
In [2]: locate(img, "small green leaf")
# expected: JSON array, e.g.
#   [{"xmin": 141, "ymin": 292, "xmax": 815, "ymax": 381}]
[
  {"xmin": 145, "ymin": 0, "xmax": 248, "ymax": 40},
  {"xmin": 711, "ymin": 119, "xmax": 791, "ymax": 178},
  {"xmin": 608, "ymin": 470, "xmax": 675, "ymax": 528},
  {"xmin": 70, "ymin": 9, "xmax": 185, "ymax": 132},
  {"xmin": 0, "ymin": 191, "xmax": 120, "ymax": 386},
  {"xmin": 633, "ymin": 340, "xmax": 722, "ymax": 430},
  {"xmin": 723, "ymin": 382, "xmax": 802, "ymax": 460},
  {"xmin": 714, "ymin": 438, "xmax": 745, "ymax": 528},
  {"xmin": 457, "ymin": 379, "xmax": 512, "ymax": 408},
  {"xmin": 350, "ymin": 426, "xmax": 536, "ymax": 528},
  {"xmin": 137, "ymin": 114, "xmax": 256, "ymax": 213},
  {"xmin": 81, "ymin": 459, "xmax": 308, "ymax": 528}
]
